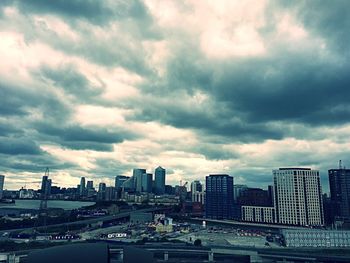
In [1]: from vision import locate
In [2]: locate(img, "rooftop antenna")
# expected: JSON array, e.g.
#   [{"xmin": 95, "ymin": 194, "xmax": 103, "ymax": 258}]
[{"xmin": 339, "ymin": 160, "xmax": 342, "ymax": 169}]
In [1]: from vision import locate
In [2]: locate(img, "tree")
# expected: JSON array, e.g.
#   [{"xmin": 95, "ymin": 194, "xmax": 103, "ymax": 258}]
[{"xmin": 194, "ymin": 239, "xmax": 202, "ymax": 246}]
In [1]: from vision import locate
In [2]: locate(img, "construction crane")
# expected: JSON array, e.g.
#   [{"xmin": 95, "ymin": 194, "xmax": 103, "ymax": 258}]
[
  {"xmin": 37, "ymin": 167, "xmax": 50, "ymax": 231},
  {"xmin": 179, "ymin": 180, "xmax": 188, "ymax": 187}
]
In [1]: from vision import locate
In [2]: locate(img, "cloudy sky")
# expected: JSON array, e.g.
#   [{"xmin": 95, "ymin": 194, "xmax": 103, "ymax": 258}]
[{"xmin": 1, "ymin": 0, "xmax": 349, "ymax": 192}]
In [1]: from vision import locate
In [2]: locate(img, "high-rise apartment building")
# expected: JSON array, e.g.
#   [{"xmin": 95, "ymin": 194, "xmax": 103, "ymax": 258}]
[
  {"xmin": 191, "ymin": 181, "xmax": 202, "ymax": 193},
  {"xmin": 273, "ymin": 168, "xmax": 324, "ymax": 226},
  {"xmin": 191, "ymin": 180, "xmax": 204, "ymax": 203},
  {"xmin": 0, "ymin": 175, "xmax": 4, "ymax": 199},
  {"xmin": 155, "ymin": 166, "xmax": 166, "ymax": 195},
  {"xmin": 329, "ymin": 165, "xmax": 350, "ymax": 220},
  {"xmin": 205, "ymin": 174, "xmax": 234, "ymax": 220}
]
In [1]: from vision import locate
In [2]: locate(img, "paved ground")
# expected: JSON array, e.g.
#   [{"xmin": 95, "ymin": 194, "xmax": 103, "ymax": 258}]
[
  {"xmin": 80, "ymin": 224, "xmax": 126, "ymax": 240},
  {"xmin": 174, "ymin": 229, "xmax": 280, "ymax": 248}
]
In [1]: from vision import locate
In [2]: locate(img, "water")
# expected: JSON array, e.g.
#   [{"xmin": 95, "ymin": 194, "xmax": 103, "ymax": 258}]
[{"xmin": 0, "ymin": 199, "xmax": 95, "ymax": 210}]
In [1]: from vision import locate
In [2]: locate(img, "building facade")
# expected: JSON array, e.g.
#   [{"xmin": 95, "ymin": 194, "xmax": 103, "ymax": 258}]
[
  {"xmin": 41, "ymin": 175, "xmax": 48, "ymax": 196},
  {"xmin": 205, "ymin": 174, "xmax": 234, "ymax": 220},
  {"xmin": 0, "ymin": 175, "xmax": 4, "ymax": 199},
  {"xmin": 283, "ymin": 229, "xmax": 350, "ymax": 248},
  {"xmin": 192, "ymin": 191, "xmax": 206, "ymax": 205},
  {"xmin": 80, "ymin": 177, "xmax": 86, "ymax": 197},
  {"xmin": 237, "ymin": 188, "xmax": 271, "ymax": 206},
  {"xmin": 98, "ymin": 183, "xmax": 106, "ymax": 201},
  {"xmin": 142, "ymin": 173, "xmax": 153, "ymax": 193},
  {"xmin": 191, "ymin": 181, "xmax": 203, "ymax": 194},
  {"xmin": 329, "ymin": 167, "xmax": 350, "ymax": 220},
  {"xmin": 241, "ymin": 206, "xmax": 275, "ymax": 223},
  {"xmin": 273, "ymin": 168, "xmax": 324, "ymax": 226},
  {"xmin": 155, "ymin": 166, "xmax": 166, "ymax": 195},
  {"xmin": 133, "ymin": 169, "xmax": 146, "ymax": 193},
  {"xmin": 233, "ymin": 184, "xmax": 248, "ymax": 202},
  {"xmin": 105, "ymin": 186, "xmax": 116, "ymax": 201},
  {"xmin": 115, "ymin": 175, "xmax": 129, "ymax": 190}
]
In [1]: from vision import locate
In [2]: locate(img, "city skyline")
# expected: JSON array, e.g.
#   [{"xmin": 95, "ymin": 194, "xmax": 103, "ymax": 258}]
[
  {"xmin": 0, "ymin": 164, "xmax": 345, "ymax": 192},
  {"xmin": 1, "ymin": 1, "xmax": 350, "ymax": 191}
]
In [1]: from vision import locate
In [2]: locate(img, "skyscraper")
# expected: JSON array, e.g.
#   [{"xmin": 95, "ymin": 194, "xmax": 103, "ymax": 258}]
[
  {"xmin": 86, "ymin": 180, "xmax": 95, "ymax": 198},
  {"xmin": 86, "ymin": 181, "xmax": 94, "ymax": 190},
  {"xmin": 273, "ymin": 168, "xmax": 324, "ymax": 226},
  {"xmin": 155, "ymin": 166, "xmax": 166, "ymax": 195},
  {"xmin": 142, "ymin": 173, "xmax": 153, "ymax": 193},
  {"xmin": 133, "ymin": 169, "xmax": 146, "ymax": 193},
  {"xmin": 191, "ymin": 180, "xmax": 203, "ymax": 203},
  {"xmin": 105, "ymin": 186, "xmax": 116, "ymax": 201},
  {"xmin": 122, "ymin": 176, "xmax": 135, "ymax": 192},
  {"xmin": 80, "ymin": 177, "xmax": 86, "ymax": 197},
  {"xmin": 0, "ymin": 175, "xmax": 4, "ymax": 200},
  {"xmin": 329, "ymin": 165, "xmax": 350, "ymax": 220},
  {"xmin": 205, "ymin": 174, "xmax": 234, "ymax": 220},
  {"xmin": 115, "ymin": 175, "xmax": 129, "ymax": 190},
  {"xmin": 98, "ymin": 183, "xmax": 106, "ymax": 201}
]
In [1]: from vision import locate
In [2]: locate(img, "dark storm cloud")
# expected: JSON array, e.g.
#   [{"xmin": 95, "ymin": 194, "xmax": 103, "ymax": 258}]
[
  {"xmin": 0, "ymin": 80, "xmax": 71, "ymax": 122},
  {"xmin": 0, "ymin": 77, "xmax": 130, "ymax": 153},
  {"xmin": 14, "ymin": 0, "xmax": 153, "ymax": 26},
  {"xmin": 37, "ymin": 64, "xmax": 103, "ymax": 102},
  {"xmin": 0, "ymin": 152, "xmax": 77, "ymax": 173},
  {"xmin": 276, "ymin": 0, "xmax": 350, "ymax": 52},
  {"xmin": 35, "ymin": 123, "xmax": 137, "ymax": 151},
  {"xmin": 0, "ymin": 83, "xmax": 32, "ymax": 116},
  {"xmin": 15, "ymin": 0, "xmax": 113, "ymax": 25},
  {"xmin": 131, "ymin": 95, "xmax": 284, "ymax": 143},
  {"xmin": 0, "ymin": 122, "xmax": 22, "ymax": 137},
  {"xmin": 37, "ymin": 124, "xmax": 130, "ymax": 143},
  {"xmin": 0, "ymin": 0, "xmax": 160, "ymax": 78},
  {"xmin": 60, "ymin": 141, "xmax": 113, "ymax": 152},
  {"xmin": 194, "ymin": 144, "xmax": 239, "ymax": 161},
  {"xmin": 211, "ymin": 55, "xmax": 350, "ymax": 126},
  {"xmin": 131, "ymin": 15, "xmax": 350, "ymax": 142},
  {"xmin": 0, "ymin": 137, "xmax": 42, "ymax": 155},
  {"xmin": 90, "ymin": 158, "xmax": 134, "ymax": 178}
]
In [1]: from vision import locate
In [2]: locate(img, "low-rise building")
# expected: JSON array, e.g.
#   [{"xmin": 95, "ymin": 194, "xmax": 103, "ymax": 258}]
[
  {"xmin": 192, "ymin": 191, "xmax": 205, "ymax": 205},
  {"xmin": 282, "ymin": 229, "xmax": 350, "ymax": 248},
  {"xmin": 241, "ymin": 206, "xmax": 275, "ymax": 223},
  {"xmin": 130, "ymin": 212, "xmax": 153, "ymax": 224},
  {"xmin": 19, "ymin": 189, "xmax": 35, "ymax": 199}
]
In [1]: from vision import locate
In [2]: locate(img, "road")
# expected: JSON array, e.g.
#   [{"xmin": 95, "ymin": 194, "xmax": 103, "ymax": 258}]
[
  {"xmin": 0, "ymin": 207, "xmax": 161, "ymax": 235},
  {"xmin": 192, "ymin": 218, "xmax": 311, "ymax": 230}
]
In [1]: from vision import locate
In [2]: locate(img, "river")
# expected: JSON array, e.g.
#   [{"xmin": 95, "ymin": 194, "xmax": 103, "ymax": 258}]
[{"xmin": 0, "ymin": 199, "xmax": 95, "ymax": 210}]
